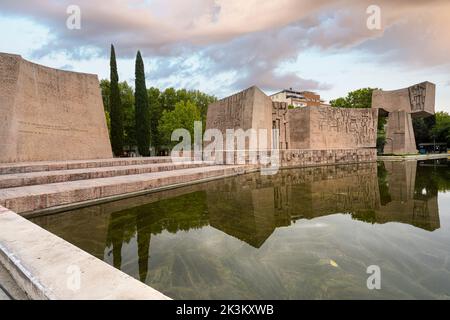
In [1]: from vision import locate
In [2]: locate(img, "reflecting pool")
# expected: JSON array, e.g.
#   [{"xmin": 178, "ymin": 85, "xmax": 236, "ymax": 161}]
[{"xmin": 30, "ymin": 159, "xmax": 450, "ymax": 299}]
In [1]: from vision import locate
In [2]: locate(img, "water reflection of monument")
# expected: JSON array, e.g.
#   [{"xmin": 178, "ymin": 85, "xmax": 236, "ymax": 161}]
[
  {"xmin": 207, "ymin": 161, "xmax": 440, "ymax": 248},
  {"xmin": 31, "ymin": 160, "xmax": 444, "ymax": 282}
]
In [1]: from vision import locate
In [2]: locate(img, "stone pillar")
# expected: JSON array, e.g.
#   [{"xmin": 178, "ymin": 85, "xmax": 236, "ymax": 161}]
[{"xmin": 384, "ymin": 110, "xmax": 417, "ymax": 154}]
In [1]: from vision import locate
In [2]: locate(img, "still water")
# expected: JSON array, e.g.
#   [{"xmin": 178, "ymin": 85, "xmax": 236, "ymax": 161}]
[{"xmin": 31, "ymin": 159, "xmax": 450, "ymax": 299}]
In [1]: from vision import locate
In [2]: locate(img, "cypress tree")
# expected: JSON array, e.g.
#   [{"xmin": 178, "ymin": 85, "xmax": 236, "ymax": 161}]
[
  {"xmin": 134, "ymin": 51, "xmax": 151, "ymax": 156},
  {"xmin": 109, "ymin": 44, "xmax": 123, "ymax": 156}
]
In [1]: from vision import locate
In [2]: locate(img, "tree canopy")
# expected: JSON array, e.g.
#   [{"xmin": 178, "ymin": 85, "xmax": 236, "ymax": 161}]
[
  {"xmin": 330, "ymin": 88, "xmax": 376, "ymax": 109},
  {"xmin": 432, "ymin": 111, "xmax": 450, "ymax": 144},
  {"xmin": 158, "ymin": 100, "xmax": 202, "ymax": 149},
  {"xmin": 101, "ymin": 80, "xmax": 135, "ymax": 149},
  {"xmin": 135, "ymin": 51, "xmax": 151, "ymax": 156},
  {"xmin": 100, "ymin": 81, "xmax": 216, "ymax": 155},
  {"xmin": 109, "ymin": 44, "xmax": 124, "ymax": 156}
]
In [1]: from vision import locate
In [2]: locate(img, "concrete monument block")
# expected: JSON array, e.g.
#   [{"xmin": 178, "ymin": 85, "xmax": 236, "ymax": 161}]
[
  {"xmin": 0, "ymin": 53, "xmax": 112, "ymax": 163},
  {"xmin": 372, "ymin": 82, "xmax": 436, "ymax": 154},
  {"xmin": 205, "ymin": 86, "xmax": 273, "ymax": 150},
  {"xmin": 287, "ymin": 106, "xmax": 378, "ymax": 150},
  {"xmin": 206, "ymin": 86, "xmax": 378, "ymax": 154},
  {"xmin": 383, "ymin": 110, "xmax": 417, "ymax": 154}
]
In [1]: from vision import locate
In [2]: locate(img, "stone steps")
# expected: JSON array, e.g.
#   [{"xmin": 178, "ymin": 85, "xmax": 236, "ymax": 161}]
[
  {"xmin": 0, "ymin": 165, "xmax": 249, "ymax": 214},
  {"xmin": 0, "ymin": 157, "xmax": 177, "ymax": 175},
  {"xmin": 0, "ymin": 161, "xmax": 211, "ymax": 188}
]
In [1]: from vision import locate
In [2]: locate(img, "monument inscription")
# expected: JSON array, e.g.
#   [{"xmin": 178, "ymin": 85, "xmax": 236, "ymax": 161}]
[{"xmin": 0, "ymin": 53, "xmax": 112, "ymax": 163}]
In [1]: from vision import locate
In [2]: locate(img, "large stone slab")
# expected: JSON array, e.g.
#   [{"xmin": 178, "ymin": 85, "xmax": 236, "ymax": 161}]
[
  {"xmin": 372, "ymin": 81, "xmax": 435, "ymax": 118},
  {"xmin": 206, "ymin": 86, "xmax": 378, "ymax": 154},
  {"xmin": 206, "ymin": 86, "xmax": 273, "ymax": 149},
  {"xmin": 372, "ymin": 81, "xmax": 436, "ymax": 154},
  {"xmin": 0, "ymin": 53, "xmax": 112, "ymax": 163},
  {"xmin": 287, "ymin": 106, "xmax": 378, "ymax": 149}
]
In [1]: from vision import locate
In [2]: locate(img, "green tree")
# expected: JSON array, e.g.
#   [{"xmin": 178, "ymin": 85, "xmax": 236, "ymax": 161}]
[
  {"xmin": 148, "ymin": 88, "xmax": 216, "ymax": 153},
  {"xmin": 100, "ymin": 79, "xmax": 110, "ymax": 113},
  {"xmin": 148, "ymin": 87, "xmax": 162, "ymax": 153},
  {"xmin": 330, "ymin": 88, "xmax": 376, "ymax": 109},
  {"xmin": 120, "ymin": 82, "xmax": 136, "ymax": 149},
  {"xmin": 431, "ymin": 111, "xmax": 450, "ymax": 145},
  {"xmin": 329, "ymin": 97, "xmax": 349, "ymax": 108},
  {"xmin": 100, "ymin": 80, "xmax": 136, "ymax": 149},
  {"xmin": 109, "ymin": 44, "xmax": 124, "ymax": 156},
  {"xmin": 158, "ymin": 101, "xmax": 201, "ymax": 148},
  {"xmin": 413, "ymin": 116, "xmax": 436, "ymax": 145},
  {"xmin": 160, "ymin": 88, "xmax": 178, "ymax": 112},
  {"xmin": 134, "ymin": 51, "xmax": 151, "ymax": 156}
]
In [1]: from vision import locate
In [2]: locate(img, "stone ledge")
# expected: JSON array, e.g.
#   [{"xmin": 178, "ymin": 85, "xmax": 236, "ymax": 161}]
[
  {"xmin": 0, "ymin": 165, "xmax": 248, "ymax": 214},
  {"xmin": 377, "ymin": 153, "xmax": 448, "ymax": 161},
  {"xmin": 0, "ymin": 161, "xmax": 212, "ymax": 188},
  {"xmin": 0, "ymin": 157, "xmax": 174, "ymax": 175},
  {"xmin": 0, "ymin": 206, "xmax": 170, "ymax": 300}
]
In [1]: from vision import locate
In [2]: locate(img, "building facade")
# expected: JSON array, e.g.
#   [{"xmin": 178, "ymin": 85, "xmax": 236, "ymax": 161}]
[{"xmin": 270, "ymin": 88, "xmax": 327, "ymax": 108}]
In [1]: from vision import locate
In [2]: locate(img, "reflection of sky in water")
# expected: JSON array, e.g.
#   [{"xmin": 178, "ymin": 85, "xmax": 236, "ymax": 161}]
[{"xmin": 31, "ymin": 160, "xmax": 450, "ymax": 299}]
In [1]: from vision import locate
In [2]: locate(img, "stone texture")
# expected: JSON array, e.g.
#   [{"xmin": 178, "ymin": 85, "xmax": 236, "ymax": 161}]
[
  {"xmin": 279, "ymin": 148, "xmax": 377, "ymax": 167},
  {"xmin": 206, "ymin": 86, "xmax": 377, "ymax": 157},
  {"xmin": 384, "ymin": 110, "xmax": 417, "ymax": 154},
  {"xmin": 0, "ymin": 161, "xmax": 210, "ymax": 188},
  {"xmin": 287, "ymin": 106, "xmax": 378, "ymax": 149},
  {"xmin": 206, "ymin": 86, "xmax": 273, "ymax": 149},
  {"xmin": 372, "ymin": 81, "xmax": 436, "ymax": 154},
  {"xmin": 0, "ymin": 260, "xmax": 28, "ymax": 300},
  {"xmin": 0, "ymin": 165, "xmax": 250, "ymax": 214},
  {"xmin": 0, "ymin": 206, "xmax": 170, "ymax": 299},
  {"xmin": 0, "ymin": 156, "xmax": 172, "ymax": 175},
  {"xmin": 0, "ymin": 53, "xmax": 112, "ymax": 163}
]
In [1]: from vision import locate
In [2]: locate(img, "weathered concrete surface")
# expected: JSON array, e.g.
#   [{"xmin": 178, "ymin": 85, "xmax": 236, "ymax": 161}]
[
  {"xmin": 287, "ymin": 106, "xmax": 378, "ymax": 149},
  {"xmin": 0, "ymin": 161, "xmax": 211, "ymax": 188},
  {"xmin": 0, "ymin": 165, "xmax": 249, "ymax": 214},
  {"xmin": 0, "ymin": 206, "xmax": 170, "ymax": 299},
  {"xmin": 0, "ymin": 156, "xmax": 172, "ymax": 175},
  {"xmin": 206, "ymin": 86, "xmax": 377, "ymax": 155},
  {"xmin": 372, "ymin": 82, "xmax": 435, "ymax": 117},
  {"xmin": 384, "ymin": 111, "xmax": 418, "ymax": 154},
  {"xmin": 378, "ymin": 153, "xmax": 448, "ymax": 161},
  {"xmin": 0, "ymin": 53, "xmax": 112, "ymax": 163},
  {"xmin": 206, "ymin": 86, "xmax": 273, "ymax": 149},
  {"xmin": 372, "ymin": 82, "xmax": 436, "ymax": 154},
  {"xmin": 280, "ymin": 148, "xmax": 376, "ymax": 167}
]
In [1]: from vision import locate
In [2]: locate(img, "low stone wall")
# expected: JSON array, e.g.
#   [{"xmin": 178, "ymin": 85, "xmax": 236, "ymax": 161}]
[
  {"xmin": 212, "ymin": 148, "xmax": 377, "ymax": 167},
  {"xmin": 280, "ymin": 148, "xmax": 377, "ymax": 167},
  {"xmin": 0, "ymin": 206, "xmax": 170, "ymax": 300}
]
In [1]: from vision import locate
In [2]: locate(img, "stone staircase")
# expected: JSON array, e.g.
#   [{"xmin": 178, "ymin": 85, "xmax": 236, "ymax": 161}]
[{"xmin": 0, "ymin": 158, "xmax": 251, "ymax": 215}]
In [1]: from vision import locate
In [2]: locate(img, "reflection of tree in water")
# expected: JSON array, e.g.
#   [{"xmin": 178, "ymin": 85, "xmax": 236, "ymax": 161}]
[
  {"xmin": 101, "ymin": 160, "xmax": 445, "ymax": 280},
  {"xmin": 105, "ymin": 191, "xmax": 209, "ymax": 280},
  {"xmin": 415, "ymin": 159, "xmax": 450, "ymax": 198},
  {"xmin": 377, "ymin": 162, "xmax": 392, "ymax": 205}
]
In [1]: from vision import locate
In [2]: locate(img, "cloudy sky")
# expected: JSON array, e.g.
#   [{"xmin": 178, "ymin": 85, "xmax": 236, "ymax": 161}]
[{"xmin": 0, "ymin": 0, "xmax": 449, "ymax": 111}]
